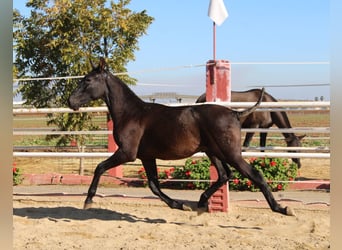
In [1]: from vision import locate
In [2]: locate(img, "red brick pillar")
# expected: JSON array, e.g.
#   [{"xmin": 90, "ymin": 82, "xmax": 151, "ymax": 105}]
[
  {"xmin": 206, "ymin": 60, "xmax": 231, "ymax": 213},
  {"xmin": 107, "ymin": 115, "xmax": 123, "ymax": 177}
]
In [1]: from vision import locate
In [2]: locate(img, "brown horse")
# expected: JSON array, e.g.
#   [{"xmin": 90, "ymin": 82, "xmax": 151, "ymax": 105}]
[
  {"xmin": 196, "ymin": 90, "xmax": 305, "ymax": 168},
  {"xmin": 68, "ymin": 58, "xmax": 294, "ymax": 216}
]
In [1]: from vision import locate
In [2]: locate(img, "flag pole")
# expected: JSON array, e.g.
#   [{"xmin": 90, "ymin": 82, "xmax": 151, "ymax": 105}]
[{"xmin": 213, "ymin": 21, "xmax": 216, "ymax": 61}]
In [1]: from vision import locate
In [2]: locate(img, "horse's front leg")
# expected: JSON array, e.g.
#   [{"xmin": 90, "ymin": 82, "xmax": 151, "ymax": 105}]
[
  {"xmin": 142, "ymin": 159, "xmax": 184, "ymax": 210},
  {"xmin": 84, "ymin": 149, "xmax": 130, "ymax": 209}
]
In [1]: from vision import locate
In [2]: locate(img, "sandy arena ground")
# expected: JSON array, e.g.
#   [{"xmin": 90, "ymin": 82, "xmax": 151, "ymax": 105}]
[
  {"xmin": 13, "ymin": 155, "xmax": 330, "ymax": 249},
  {"xmin": 13, "ymin": 187, "xmax": 330, "ymax": 250}
]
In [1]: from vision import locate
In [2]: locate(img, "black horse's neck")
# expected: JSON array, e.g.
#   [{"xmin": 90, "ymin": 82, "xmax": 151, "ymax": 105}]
[{"xmin": 104, "ymin": 72, "xmax": 145, "ymax": 123}]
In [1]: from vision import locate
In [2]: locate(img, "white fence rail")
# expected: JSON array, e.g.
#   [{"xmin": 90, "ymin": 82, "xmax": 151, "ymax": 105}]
[
  {"xmin": 13, "ymin": 102, "xmax": 330, "ymax": 159},
  {"xmin": 13, "ymin": 151, "xmax": 330, "ymax": 159},
  {"xmin": 13, "ymin": 101, "xmax": 330, "ymax": 114},
  {"xmin": 12, "ymin": 127, "xmax": 330, "ymax": 136}
]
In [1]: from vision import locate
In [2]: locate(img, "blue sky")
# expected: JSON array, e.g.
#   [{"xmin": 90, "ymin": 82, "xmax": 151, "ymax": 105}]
[{"xmin": 13, "ymin": 0, "xmax": 330, "ymax": 101}]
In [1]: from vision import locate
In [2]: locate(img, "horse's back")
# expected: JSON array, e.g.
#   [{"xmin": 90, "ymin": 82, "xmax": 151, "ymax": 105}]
[
  {"xmin": 196, "ymin": 89, "xmax": 276, "ymax": 103},
  {"xmin": 231, "ymin": 89, "xmax": 275, "ymax": 102}
]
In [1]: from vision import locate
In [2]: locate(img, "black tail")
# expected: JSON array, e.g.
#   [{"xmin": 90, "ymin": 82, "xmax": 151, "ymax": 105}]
[{"xmin": 236, "ymin": 88, "xmax": 265, "ymax": 118}]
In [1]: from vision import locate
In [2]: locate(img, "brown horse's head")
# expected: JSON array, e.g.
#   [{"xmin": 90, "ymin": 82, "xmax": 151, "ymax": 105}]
[
  {"xmin": 68, "ymin": 58, "xmax": 107, "ymax": 111},
  {"xmin": 285, "ymin": 134, "xmax": 306, "ymax": 168}
]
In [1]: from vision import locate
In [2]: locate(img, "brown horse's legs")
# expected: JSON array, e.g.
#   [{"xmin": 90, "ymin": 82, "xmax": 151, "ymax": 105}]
[
  {"xmin": 142, "ymin": 159, "xmax": 184, "ymax": 210},
  {"xmin": 231, "ymin": 157, "xmax": 294, "ymax": 216},
  {"xmin": 260, "ymin": 132, "xmax": 267, "ymax": 151},
  {"xmin": 84, "ymin": 150, "xmax": 131, "ymax": 209},
  {"xmin": 198, "ymin": 157, "xmax": 230, "ymax": 209},
  {"xmin": 243, "ymin": 132, "xmax": 255, "ymax": 148}
]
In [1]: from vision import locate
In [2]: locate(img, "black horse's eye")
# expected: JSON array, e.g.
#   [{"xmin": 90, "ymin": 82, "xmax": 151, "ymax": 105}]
[{"xmin": 83, "ymin": 78, "xmax": 92, "ymax": 88}]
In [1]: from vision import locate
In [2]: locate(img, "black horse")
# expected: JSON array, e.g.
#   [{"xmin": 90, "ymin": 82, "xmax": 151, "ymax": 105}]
[
  {"xmin": 68, "ymin": 58, "xmax": 294, "ymax": 216},
  {"xmin": 196, "ymin": 90, "xmax": 305, "ymax": 168}
]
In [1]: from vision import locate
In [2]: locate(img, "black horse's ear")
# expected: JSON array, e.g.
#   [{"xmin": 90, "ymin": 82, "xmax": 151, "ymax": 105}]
[
  {"xmin": 99, "ymin": 57, "xmax": 106, "ymax": 71},
  {"xmin": 298, "ymin": 134, "xmax": 306, "ymax": 140}
]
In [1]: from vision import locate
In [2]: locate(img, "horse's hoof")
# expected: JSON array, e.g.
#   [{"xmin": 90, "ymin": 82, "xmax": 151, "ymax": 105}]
[
  {"xmin": 182, "ymin": 204, "xmax": 193, "ymax": 211},
  {"xmin": 83, "ymin": 202, "xmax": 93, "ymax": 210},
  {"xmin": 285, "ymin": 206, "xmax": 296, "ymax": 216}
]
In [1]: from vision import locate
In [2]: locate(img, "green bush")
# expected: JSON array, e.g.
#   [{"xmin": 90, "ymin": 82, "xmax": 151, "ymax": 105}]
[
  {"xmin": 137, "ymin": 166, "xmax": 175, "ymax": 187},
  {"xmin": 230, "ymin": 157, "xmax": 298, "ymax": 191},
  {"xmin": 171, "ymin": 158, "xmax": 211, "ymax": 189},
  {"xmin": 137, "ymin": 157, "xmax": 298, "ymax": 191}
]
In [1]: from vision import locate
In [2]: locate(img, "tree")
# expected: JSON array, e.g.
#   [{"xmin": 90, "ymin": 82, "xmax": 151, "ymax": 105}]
[{"xmin": 13, "ymin": 0, "xmax": 154, "ymax": 145}]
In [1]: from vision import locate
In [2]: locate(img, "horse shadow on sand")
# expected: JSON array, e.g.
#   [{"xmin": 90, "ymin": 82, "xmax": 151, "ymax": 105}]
[
  {"xmin": 13, "ymin": 206, "xmax": 167, "ymax": 224},
  {"xmin": 13, "ymin": 199, "xmax": 262, "ymax": 230},
  {"xmin": 13, "ymin": 199, "xmax": 200, "ymax": 224}
]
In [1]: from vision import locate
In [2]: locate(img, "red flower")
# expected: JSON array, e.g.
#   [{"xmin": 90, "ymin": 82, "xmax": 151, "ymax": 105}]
[
  {"xmin": 164, "ymin": 170, "xmax": 171, "ymax": 178},
  {"xmin": 249, "ymin": 157, "xmax": 257, "ymax": 163},
  {"xmin": 233, "ymin": 179, "xmax": 239, "ymax": 185},
  {"xmin": 277, "ymin": 184, "xmax": 283, "ymax": 190},
  {"xmin": 185, "ymin": 170, "xmax": 191, "ymax": 177},
  {"xmin": 270, "ymin": 161, "xmax": 277, "ymax": 167},
  {"xmin": 13, "ymin": 167, "xmax": 17, "ymax": 173},
  {"xmin": 191, "ymin": 160, "xmax": 197, "ymax": 165},
  {"xmin": 246, "ymin": 180, "xmax": 252, "ymax": 187},
  {"xmin": 70, "ymin": 139, "xmax": 77, "ymax": 147}
]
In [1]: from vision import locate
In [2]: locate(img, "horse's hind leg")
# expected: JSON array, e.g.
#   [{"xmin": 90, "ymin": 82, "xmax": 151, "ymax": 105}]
[
  {"xmin": 231, "ymin": 157, "xmax": 294, "ymax": 216},
  {"xmin": 197, "ymin": 156, "xmax": 230, "ymax": 210},
  {"xmin": 142, "ymin": 159, "xmax": 184, "ymax": 210}
]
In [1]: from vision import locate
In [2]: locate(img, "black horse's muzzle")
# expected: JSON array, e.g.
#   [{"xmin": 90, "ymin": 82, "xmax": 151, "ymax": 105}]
[{"xmin": 67, "ymin": 97, "xmax": 80, "ymax": 111}]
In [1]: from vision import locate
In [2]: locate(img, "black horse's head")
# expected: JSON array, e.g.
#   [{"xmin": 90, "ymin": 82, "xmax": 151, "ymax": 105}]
[
  {"xmin": 68, "ymin": 58, "xmax": 108, "ymax": 111},
  {"xmin": 285, "ymin": 134, "xmax": 306, "ymax": 168}
]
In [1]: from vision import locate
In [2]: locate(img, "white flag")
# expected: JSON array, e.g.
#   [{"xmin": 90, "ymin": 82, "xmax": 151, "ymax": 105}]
[{"xmin": 208, "ymin": 0, "xmax": 228, "ymax": 26}]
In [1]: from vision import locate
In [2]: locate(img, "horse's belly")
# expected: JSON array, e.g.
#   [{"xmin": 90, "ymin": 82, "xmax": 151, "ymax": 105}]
[
  {"xmin": 138, "ymin": 149, "xmax": 199, "ymax": 160},
  {"xmin": 137, "ymin": 133, "xmax": 201, "ymax": 160}
]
